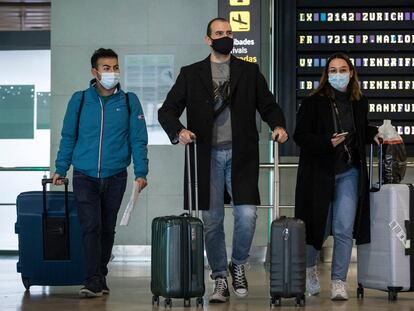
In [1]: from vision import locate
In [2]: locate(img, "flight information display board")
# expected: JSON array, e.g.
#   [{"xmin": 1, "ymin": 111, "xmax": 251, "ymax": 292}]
[
  {"xmin": 274, "ymin": 0, "xmax": 414, "ymax": 154},
  {"xmin": 296, "ymin": 0, "xmax": 414, "ymax": 144}
]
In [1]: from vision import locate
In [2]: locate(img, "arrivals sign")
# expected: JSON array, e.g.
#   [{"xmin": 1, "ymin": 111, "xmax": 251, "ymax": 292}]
[{"xmin": 218, "ymin": 0, "xmax": 261, "ymax": 64}]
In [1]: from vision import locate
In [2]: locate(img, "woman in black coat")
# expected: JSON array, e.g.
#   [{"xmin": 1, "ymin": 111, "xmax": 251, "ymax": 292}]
[{"xmin": 293, "ymin": 53, "xmax": 379, "ymax": 300}]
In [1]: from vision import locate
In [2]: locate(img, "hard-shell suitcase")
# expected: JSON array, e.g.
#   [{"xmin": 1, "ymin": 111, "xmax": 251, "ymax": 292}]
[
  {"xmin": 15, "ymin": 178, "xmax": 85, "ymax": 289},
  {"xmin": 151, "ymin": 142, "xmax": 205, "ymax": 308},
  {"xmin": 357, "ymin": 144, "xmax": 414, "ymax": 301},
  {"xmin": 269, "ymin": 141, "xmax": 306, "ymax": 307}
]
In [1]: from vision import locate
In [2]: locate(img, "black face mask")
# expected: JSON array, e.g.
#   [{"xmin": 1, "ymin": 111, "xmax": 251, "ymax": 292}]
[{"xmin": 210, "ymin": 36, "xmax": 234, "ymax": 55}]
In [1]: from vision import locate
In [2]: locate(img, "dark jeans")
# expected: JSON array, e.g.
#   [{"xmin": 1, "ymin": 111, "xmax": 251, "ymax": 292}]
[{"xmin": 73, "ymin": 170, "xmax": 127, "ymax": 286}]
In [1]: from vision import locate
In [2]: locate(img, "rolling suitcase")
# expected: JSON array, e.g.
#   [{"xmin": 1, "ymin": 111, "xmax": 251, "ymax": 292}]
[
  {"xmin": 151, "ymin": 142, "xmax": 205, "ymax": 308},
  {"xmin": 269, "ymin": 140, "xmax": 306, "ymax": 307},
  {"xmin": 15, "ymin": 178, "xmax": 85, "ymax": 289},
  {"xmin": 357, "ymin": 144, "xmax": 414, "ymax": 301}
]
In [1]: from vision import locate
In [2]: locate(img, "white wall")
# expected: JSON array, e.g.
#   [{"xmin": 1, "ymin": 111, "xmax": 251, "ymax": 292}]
[{"xmin": 0, "ymin": 50, "xmax": 51, "ymax": 250}]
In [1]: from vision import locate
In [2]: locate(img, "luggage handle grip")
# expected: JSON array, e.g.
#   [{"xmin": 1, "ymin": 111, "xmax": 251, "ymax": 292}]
[
  {"xmin": 42, "ymin": 178, "xmax": 70, "ymax": 221},
  {"xmin": 186, "ymin": 140, "xmax": 199, "ymax": 218},
  {"xmin": 369, "ymin": 143, "xmax": 383, "ymax": 191},
  {"xmin": 273, "ymin": 139, "xmax": 280, "ymax": 220},
  {"xmin": 42, "ymin": 178, "xmax": 69, "ymax": 186}
]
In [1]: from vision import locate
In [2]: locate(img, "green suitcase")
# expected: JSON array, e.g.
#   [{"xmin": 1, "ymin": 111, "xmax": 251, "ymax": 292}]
[{"xmin": 151, "ymin": 142, "xmax": 205, "ymax": 308}]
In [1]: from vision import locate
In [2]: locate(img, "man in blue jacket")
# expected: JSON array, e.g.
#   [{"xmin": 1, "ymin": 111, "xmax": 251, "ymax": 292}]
[{"xmin": 53, "ymin": 48, "xmax": 148, "ymax": 298}]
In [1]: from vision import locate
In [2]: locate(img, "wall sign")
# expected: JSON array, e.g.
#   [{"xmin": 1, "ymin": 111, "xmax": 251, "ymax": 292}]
[{"xmin": 219, "ymin": 0, "xmax": 261, "ymax": 64}]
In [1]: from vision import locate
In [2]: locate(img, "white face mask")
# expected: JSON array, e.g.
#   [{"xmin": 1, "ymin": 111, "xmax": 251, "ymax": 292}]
[
  {"xmin": 97, "ymin": 72, "xmax": 120, "ymax": 90},
  {"xmin": 328, "ymin": 72, "xmax": 350, "ymax": 91}
]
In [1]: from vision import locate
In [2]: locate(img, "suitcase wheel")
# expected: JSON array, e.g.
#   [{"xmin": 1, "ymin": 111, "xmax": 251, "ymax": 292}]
[
  {"xmin": 270, "ymin": 296, "xmax": 281, "ymax": 307},
  {"xmin": 388, "ymin": 290, "xmax": 398, "ymax": 301},
  {"xmin": 22, "ymin": 277, "xmax": 30, "ymax": 290},
  {"xmin": 196, "ymin": 297, "xmax": 203, "ymax": 307},
  {"xmin": 183, "ymin": 298, "xmax": 191, "ymax": 307},
  {"xmin": 164, "ymin": 298, "xmax": 172, "ymax": 308},
  {"xmin": 295, "ymin": 295, "xmax": 305, "ymax": 307},
  {"xmin": 357, "ymin": 284, "xmax": 364, "ymax": 299},
  {"xmin": 152, "ymin": 295, "xmax": 159, "ymax": 306}
]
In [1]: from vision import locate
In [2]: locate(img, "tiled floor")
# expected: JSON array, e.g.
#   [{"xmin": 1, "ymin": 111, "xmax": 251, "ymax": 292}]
[{"xmin": 1, "ymin": 256, "xmax": 414, "ymax": 310}]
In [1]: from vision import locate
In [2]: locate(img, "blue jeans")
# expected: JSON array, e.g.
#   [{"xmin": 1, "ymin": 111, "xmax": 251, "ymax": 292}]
[
  {"xmin": 202, "ymin": 148, "xmax": 257, "ymax": 279},
  {"xmin": 73, "ymin": 170, "xmax": 127, "ymax": 286},
  {"xmin": 306, "ymin": 166, "xmax": 359, "ymax": 281}
]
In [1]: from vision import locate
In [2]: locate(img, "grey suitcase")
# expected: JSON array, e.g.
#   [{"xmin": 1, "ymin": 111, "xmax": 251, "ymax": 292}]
[
  {"xmin": 269, "ymin": 141, "xmax": 306, "ymax": 307},
  {"xmin": 357, "ymin": 144, "xmax": 414, "ymax": 300}
]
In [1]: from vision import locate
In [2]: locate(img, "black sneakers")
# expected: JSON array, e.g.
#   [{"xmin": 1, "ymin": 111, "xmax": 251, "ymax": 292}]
[
  {"xmin": 79, "ymin": 284, "xmax": 103, "ymax": 298},
  {"xmin": 79, "ymin": 277, "xmax": 104, "ymax": 298},
  {"xmin": 209, "ymin": 277, "xmax": 230, "ymax": 303},
  {"xmin": 101, "ymin": 277, "xmax": 110, "ymax": 295},
  {"xmin": 228, "ymin": 262, "xmax": 248, "ymax": 297}
]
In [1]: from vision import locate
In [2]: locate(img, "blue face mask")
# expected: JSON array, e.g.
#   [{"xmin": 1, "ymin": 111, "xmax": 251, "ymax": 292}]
[
  {"xmin": 328, "ymin": 73, "xmax": 350, "ymax": 91},
  {"xmin": 98, "ymin": 72, "xmax": 120, "ymax": 90}
]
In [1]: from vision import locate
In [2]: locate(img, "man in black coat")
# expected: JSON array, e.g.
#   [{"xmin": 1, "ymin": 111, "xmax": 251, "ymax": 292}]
[{"xmin": 158, "ymin": 17, "xmax": 288, "ymax": 303}]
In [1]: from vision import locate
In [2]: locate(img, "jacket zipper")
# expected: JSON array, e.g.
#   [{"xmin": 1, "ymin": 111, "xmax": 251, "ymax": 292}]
[{"xmin": 98, "ymin": 97, "xmax": 105, "ymax": 178}]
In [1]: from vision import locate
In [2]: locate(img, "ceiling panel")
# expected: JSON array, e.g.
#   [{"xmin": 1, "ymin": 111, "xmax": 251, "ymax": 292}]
[{"xmin": 0, "ymin": 0, "xmax": 50, "ymax": 31}]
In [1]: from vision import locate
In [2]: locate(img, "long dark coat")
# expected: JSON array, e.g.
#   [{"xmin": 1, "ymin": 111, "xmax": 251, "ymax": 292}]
[
  {"xmin": 158, "ymin": 55, "xmax": 286, "ymax": 210},
  {"xmin": 293, "ymin": 93, "xmax": 378, "ymax": 250}
]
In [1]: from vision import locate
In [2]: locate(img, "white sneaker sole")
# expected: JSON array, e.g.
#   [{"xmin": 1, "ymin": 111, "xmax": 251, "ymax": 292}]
[
  {"xmin": 307, "ymin": 290, "xmax": 320, "ymax": 296},
  {"xmin": 209, "ymin": 296, "xmax": 229, "ymax": 303},
  {"xmin": 232, "ymin": 288, "xmax": 248, "ymax": 298},
  {"xmin": 331, "ymin": 294, "xmax": 348, "ymax": 301},
  {"xmin": 79, "ymin": 289, "xmax": 103, "ymax": 298}
]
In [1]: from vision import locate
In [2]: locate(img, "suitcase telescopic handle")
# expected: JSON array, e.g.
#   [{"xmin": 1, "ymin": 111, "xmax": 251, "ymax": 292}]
[
  {"xmin": 273, "ymin": 139, "xmax": 280, "ymax": 220},
  {"xmin": 42, "ymin": 178, "xmax": 69, "ymax": 186},
  {"xmin": 369, "ymin": 143, "xmax": 383, "ymax": 191},
  {"xmin": 41, "ymin": 178, "xmax": 69, "ymax": 220},
  {"xmin": 185, "ymin": 140, "xmax": 199, "ymax": 218}
]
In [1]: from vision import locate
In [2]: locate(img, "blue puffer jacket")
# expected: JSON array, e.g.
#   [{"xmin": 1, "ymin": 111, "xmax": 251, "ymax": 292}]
[{"xmin": 55, "ymin": 81, "xmax": 148, "ymax": 179}]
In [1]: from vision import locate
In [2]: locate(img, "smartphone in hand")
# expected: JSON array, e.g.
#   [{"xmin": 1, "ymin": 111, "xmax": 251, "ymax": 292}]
[{"xmin": 333, "ymin": 132, "xmax": 349, "ymax": 138}]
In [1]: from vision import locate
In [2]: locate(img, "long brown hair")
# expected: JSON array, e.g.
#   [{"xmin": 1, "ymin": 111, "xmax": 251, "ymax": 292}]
[{"xmin": 310, "ymin": 52, "xmax": 363, "ymax": 101}]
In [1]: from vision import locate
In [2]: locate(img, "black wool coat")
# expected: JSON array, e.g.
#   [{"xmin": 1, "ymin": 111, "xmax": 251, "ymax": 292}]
[
  {"xmin": 293, "ymin": 93, "xmax": 378, "ymax": 250},
  {"xmin": 158, "ymin": 55, "xmax": 286, "ymax": 210}
]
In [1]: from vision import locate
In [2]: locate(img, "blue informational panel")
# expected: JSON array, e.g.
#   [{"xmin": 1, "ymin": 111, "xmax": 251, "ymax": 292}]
[{"xmin": 0, "ymin": 85, "xmax": 34, "ymax": 139}]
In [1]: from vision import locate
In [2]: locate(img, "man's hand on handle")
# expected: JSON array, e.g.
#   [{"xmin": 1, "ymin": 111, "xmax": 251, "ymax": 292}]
[
  {"xmin": 272, "ymin": 127, "xmax": 288, "ymax": 143},
  {"xmin": 52, "ymin": 173, "xmax": 65, "ymax": 186},
  {"xmin": 178, "ymin": 129, "xmax": 196, "ymax": 145}
]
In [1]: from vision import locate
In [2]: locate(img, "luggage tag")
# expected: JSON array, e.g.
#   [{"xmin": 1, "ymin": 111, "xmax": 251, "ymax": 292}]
[{"xmin": 389, "ymin": 220, "xmax": 410, "ymax": 249}]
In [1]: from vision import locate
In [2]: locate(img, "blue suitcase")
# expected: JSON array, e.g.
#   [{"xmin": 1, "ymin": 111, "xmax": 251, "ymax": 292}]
[{"xmin": 15, "ymin": 178, "xmax": 85, "ymax": 289}]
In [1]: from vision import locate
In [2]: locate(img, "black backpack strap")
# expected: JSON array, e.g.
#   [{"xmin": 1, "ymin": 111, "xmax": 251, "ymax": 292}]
[
  {"xmin": 125, "ymin": 92, "xmax": 130, "ymax": 116},
  {"xmin": 76, "ymin": 91, "xmax": 85, "ymax": 141}
]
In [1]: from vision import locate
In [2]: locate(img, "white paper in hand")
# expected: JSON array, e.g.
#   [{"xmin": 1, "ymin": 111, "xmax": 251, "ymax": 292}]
[{"xmin": 120, "ymin": 183, "xmax": 140, "ymax": 226}]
